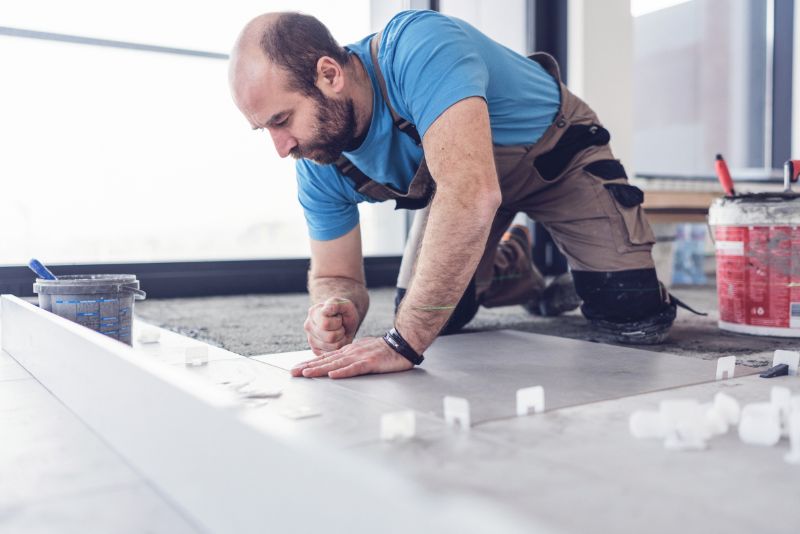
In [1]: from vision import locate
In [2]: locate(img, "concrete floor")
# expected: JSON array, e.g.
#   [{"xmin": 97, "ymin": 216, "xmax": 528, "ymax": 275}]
[{"xmin": 136, "ymin": 284, "xmax": 798, "ymax": 367}]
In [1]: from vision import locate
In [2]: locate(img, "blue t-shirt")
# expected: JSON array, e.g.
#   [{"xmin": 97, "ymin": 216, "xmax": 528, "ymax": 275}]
[{"xmin": 296, "ymin": 10, "xmax": 560, "ymax": 241}]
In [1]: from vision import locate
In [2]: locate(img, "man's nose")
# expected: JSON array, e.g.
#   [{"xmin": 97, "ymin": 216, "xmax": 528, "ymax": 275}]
[{"xmin": 269, "ymin": 130, "xmax": 298, "ymax": 158}]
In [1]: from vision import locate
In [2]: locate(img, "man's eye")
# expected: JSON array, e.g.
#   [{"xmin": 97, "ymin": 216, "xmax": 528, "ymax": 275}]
[{"xmin": 275, "ymin": 118, "xmax": 288, "ymax": 127}]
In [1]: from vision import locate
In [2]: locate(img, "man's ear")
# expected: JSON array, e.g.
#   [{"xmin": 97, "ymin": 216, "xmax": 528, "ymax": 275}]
[{"xmin": 315, "ymin": 56, "xmax": 345, "ymax": 94}]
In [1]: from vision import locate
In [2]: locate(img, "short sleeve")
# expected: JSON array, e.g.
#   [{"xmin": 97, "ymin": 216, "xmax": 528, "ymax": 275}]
[
  {"xmin": 383, "ymin": 11, "xmax": 489, "ymax": 138},
  {"xmin": 295, "ymin": 160, "xmax": 360, "ymax": 241}
]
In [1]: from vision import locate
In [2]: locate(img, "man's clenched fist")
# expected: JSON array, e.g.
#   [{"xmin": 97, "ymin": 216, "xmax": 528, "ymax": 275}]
[{"xmin": 304, "ymin": 297, "xmax": 360, "ymax": 355}]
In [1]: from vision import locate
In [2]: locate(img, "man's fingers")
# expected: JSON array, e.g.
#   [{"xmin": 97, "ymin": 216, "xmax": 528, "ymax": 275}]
[
  {"xmin": 328, "ymin": 360, "xmax": 372, "ymax": 379},
  {"xmin": 304, "ymin": 315, "xmax": 346, "ymax": 352},
  {"xmin": 319, "ymin": 298, "xmax": 358, "ymax": 335},
  {"xmin": 307, "ymin": 307, "xmax": 343, "ymax": 332},
  {"xmin": 301, "ymin": 354, "xmax": 359, "ymax": 378},
  {"xmin": 290, "ymin": 354, "xmax": 326, "ymax": 377},
  {"xmin": 317, "ymin": 315, "xmax": 343, "ymax": 331},
  {"xmin": 311, "ymin": 327, "xmax": 346, "ymax": 346}
]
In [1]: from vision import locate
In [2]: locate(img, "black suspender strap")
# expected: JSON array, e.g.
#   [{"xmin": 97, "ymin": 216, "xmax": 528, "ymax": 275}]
[
  {"xmin": 337, "ymin": 32, "xmax": 424, "ymax": 195},
  {"xmin": 369, "ymin": 32, "xmax": 422, "ymax": 145},
  {"xmin": 335, "ymin": 156, "xmax": 371, "ymax": 188}
]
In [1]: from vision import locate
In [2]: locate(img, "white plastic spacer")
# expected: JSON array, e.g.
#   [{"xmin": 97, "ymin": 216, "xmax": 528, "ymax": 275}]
[
  {"xmin": 629, "ymin": 410, "xmax": 667, "ymax": 439},
  {"xmin": 713, "ymin": 391, "xmax": 741, "ymax": 425},
  {"xmin": 136, "ymin": 326, "xmax": 161, "ymax": 344},
  {"xmin": 380, "ymin": 410, "xmax": 416, "ymax": 441},
  {"xmin": 771, "ymin": 386, "xmax": 793, "ymax": 437},
  {"xmin": 443, "ymin": 396, "xmax": 470, "ymax": 430},
  {"xmin": 185, "ymin": 346, "xmax": 209, "ymax": 366},
  {"xmin": 785, "ymin": 412, "xmax": 800, "ymax": 465},
  {"xmin": 773, "ymin": 350, "xmax": 800, "ymax": 376},
  {"xmin": 739, "ymin": 402, "xmax": 781, "ymax": 446},
  {"xmin": 715, "ymin": 356, "xmax": 736, "ymax": 380},
  {"xmin": 516, "ymin": 386, "xmax": 545, "ymax": 416}
]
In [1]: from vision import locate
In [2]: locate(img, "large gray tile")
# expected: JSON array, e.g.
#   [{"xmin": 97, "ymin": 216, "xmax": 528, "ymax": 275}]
[
  {"xmin": 353, "ymin": 375, "xmax": 800, "ymax": 534},
  {"xmin": 251, "ymin": 349, "xmax": 313, "ymax": 371},
  {"xmin": 473, "ymin": 376, "xmax": 800, "ymax": 530},
  {"xmin": 0, "ymin": 482, "xmax": 201, "ymax": 534},
  {"xmin": 0, "ymin": 379, "xmax": 141, "ymax": 507},
  {"xmin": 175, "ymin": 357, "xmax": 445, "ymax": 448},
  {"xmin": 330, "ymin": 330, "xmax": 758, "ymax": 423}
]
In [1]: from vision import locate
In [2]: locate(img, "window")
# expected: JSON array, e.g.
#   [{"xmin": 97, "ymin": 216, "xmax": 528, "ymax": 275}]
[
  {"xmin": 631, "ymin": 0, "xmax": 792, "ymax": 178},
  {"xmin": 0, "ymin": 0, "xmax": 408, "ymax": 265}
]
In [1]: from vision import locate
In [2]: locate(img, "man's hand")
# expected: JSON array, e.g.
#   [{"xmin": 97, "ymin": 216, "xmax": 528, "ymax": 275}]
[
  {"xmin": 304, "ymin": 297, "xmax": 360, "ymax": 355},
  {"xmin": 291, "ymin": 337, "xmax": 413, "ymax": 379}
]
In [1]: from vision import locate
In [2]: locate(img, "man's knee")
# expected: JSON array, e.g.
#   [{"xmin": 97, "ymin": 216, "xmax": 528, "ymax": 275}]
[
  {"xmin": 572, "ymin": 268, "xmax": 676, "ymax": 344},
  {"xmin": 572, "ymin": 268, "xmax": 669, "ymax": 323}
]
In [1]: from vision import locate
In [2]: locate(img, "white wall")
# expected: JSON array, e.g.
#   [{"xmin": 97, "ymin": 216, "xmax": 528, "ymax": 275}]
[
  {"xmin": 439, "ymin": 0, "xmax": 527, "ymax": 54},
  {"xmin": 568, "ymin": 0, "xmax": 635, "ymax": 176}
]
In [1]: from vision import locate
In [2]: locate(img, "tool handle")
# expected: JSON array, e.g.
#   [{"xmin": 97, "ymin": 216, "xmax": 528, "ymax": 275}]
[
  {"xmin": 784, "ymin": 160, "xmax": 800, "ymax": 192},
  {"xmin": 28, "ymin": 258, "xmax": 58, "ymax": 280},
  {"xmin": 714, "ymin": 154, "xmax": 735, "ymax": 196}
]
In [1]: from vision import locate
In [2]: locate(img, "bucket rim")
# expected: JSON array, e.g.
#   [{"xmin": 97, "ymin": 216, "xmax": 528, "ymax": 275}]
[{"xmin": 34, "ymin": 274, "xmax": 139, "ymax": 284}]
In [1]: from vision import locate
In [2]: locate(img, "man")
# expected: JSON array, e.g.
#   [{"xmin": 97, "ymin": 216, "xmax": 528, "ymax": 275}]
[{"xmin": 229, "ymin": 10, "xmax": 681, "ymax": 380}]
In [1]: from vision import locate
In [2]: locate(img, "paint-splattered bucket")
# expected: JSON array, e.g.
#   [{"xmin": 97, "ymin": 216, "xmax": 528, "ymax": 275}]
[
  {"xmin": 708, "ymin": 193, "xmax": 800, "ymax": 337},
  {"xmin": 33, "ymin": 275, "xmax": 146, "ymax": 345}
]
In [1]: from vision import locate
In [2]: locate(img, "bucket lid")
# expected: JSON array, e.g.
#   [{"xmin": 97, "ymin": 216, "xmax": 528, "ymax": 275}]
[
  {"xmin": 33, "ymin": 274, "xmax": 145, "ymax": 300},
  {"xmin": 709, "ymin": 193, "xmax": 800, "ymax": 226}
]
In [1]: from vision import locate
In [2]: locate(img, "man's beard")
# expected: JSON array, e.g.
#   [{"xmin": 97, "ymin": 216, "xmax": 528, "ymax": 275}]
[{"xmin": 290, "ymin": 92, "xmax": 358, "ymax": 165}]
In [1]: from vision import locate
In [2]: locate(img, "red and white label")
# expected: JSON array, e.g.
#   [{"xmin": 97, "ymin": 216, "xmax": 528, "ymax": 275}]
[{"xmin": 715, "ymin": 225, "xmax": 800, "ymax": 330}]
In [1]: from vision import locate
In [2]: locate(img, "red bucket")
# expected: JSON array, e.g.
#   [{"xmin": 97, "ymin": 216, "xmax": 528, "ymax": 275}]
[{"xmin": 709, "ymin": 194, "xmax": 800, "ymax": 337}]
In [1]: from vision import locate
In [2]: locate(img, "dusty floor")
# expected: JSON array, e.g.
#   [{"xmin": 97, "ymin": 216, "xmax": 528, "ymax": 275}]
[{"xmin": 135, "ymin": 284, "xmax": 797, "ymax": 368}]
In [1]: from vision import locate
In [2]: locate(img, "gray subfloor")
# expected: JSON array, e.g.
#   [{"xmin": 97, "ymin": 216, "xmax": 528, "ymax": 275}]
[{"xmin": 136, "ymin": 285, "xmax": 796, "ymax": 367}]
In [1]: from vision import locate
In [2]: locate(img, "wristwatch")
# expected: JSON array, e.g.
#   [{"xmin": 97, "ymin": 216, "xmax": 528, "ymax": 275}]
[{"xmin": 382, "ymin": 327, "xmax": 424, "ymax": 366}]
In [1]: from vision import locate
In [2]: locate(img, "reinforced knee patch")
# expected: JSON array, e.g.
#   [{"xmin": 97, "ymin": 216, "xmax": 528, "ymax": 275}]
[{"xmin": 572, "ymin": 268, "xmax": 667, "ymax": 323}]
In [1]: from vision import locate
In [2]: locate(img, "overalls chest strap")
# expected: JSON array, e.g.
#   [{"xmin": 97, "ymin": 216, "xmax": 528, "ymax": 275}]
[{"xmin": 335, "ymin": 32, "xmax": 434, "ymax": 211}]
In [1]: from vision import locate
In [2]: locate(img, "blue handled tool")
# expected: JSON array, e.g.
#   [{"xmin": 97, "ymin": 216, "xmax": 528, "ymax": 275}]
[{"xmin": 28, "ymin": 258, "xmax": 58, "ymax": 280}]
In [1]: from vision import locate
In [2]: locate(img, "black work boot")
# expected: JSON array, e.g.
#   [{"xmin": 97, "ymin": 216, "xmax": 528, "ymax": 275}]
[
  {"xmin": 588, "ymin": 300, "xmax": 677, "ymax": 345},
  {"xmin": 524, "ymin": 272, "xmax": 583, "ymax": 317}
]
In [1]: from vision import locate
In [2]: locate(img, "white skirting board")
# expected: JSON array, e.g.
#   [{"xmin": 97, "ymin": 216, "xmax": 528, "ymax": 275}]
[{"xmin": 0, "ymin": 295, "xmax": 539, "ymax": 534}]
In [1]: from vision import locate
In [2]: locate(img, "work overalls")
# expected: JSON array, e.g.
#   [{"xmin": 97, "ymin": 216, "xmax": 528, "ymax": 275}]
[{"xmin": 336, "ymin": 35, "xmax": 668, "ymax": 334}]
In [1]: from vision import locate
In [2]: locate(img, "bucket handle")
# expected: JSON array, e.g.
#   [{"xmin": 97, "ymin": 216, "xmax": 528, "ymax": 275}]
[
  {"xmin": 705, "ymin": 216, "xmax": 716, "ymax": 246},
  {"xmin": 123, "ymin": 285, "xmax": 147, "ymax": 300}
]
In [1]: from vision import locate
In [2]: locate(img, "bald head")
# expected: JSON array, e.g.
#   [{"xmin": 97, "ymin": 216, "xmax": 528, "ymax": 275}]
[{"xmin": 229, "ymin": 12, "xmax": 349, "ymax": 104}]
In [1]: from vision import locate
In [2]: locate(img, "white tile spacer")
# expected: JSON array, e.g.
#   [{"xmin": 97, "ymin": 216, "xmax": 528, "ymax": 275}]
[
  {"xmin": 136, "ymin": 326, "xmax": 161, "ymax": 344},
  {"xmin": 443, "ymin": 396, "xmax": 470, "ymax": 430},
  {"xmin": 380, "ymin": 410, "xmax": 416, "ymax": 441},
  {"xmin": 516, "ymin": 386, "xmax": 545, "ymax": 416},
  {"xmin": 185, "ymin": 346, "xmax": 209, "ymax": 366},
  {"xmin": 773, "ymin": 350, "xmax": 800, "ymax": 376},
  {"xmin": 713, "ymin": 391, "xmax": 741, "ymax": 425},
  {"xmin": 664, "ymin": 416, "xmax": 709, "ymax": 452},
  {"xmin": 738, "ymin": 402, "xmax": 781, "ymax": 446},
  {"xmin": 771, "ymin": 386, "xmax": 793, "ymax": 437},
  {"xmin": 785, "ymin": 412, "xmax": 800, "ymax": 465},
  {"xmin": 629, "ymin": 410, "xmax": 667, "ymax": 439},
  {"xmin": 715, "ymin": 356, "xmax": 736, "ymax": 380}
]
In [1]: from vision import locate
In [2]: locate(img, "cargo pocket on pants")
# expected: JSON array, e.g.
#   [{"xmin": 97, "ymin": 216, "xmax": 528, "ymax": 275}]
[{"xmin": 602, "ymin": 183, "xmax": 656, "ymax": 253}]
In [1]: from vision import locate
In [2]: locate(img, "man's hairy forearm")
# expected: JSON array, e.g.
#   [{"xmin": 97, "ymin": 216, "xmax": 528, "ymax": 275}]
[
  {"xmin": 308, "ymin": 274, "xmax": 370, "ymax": 327},
  {"xmin": 395, "ymin": 184, "xmax": 499, "ymax": 353}
]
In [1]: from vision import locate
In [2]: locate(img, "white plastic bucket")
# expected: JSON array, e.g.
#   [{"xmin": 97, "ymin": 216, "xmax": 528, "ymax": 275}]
[
  {"xmin": 708, "ymin": 193, "xmax": 800, "ymax": 337},
  {"xmin": 33, "ymin": 274, "xmax": 146, "ymax": 345}
]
